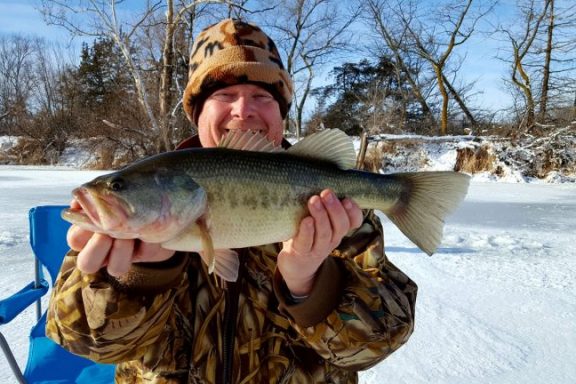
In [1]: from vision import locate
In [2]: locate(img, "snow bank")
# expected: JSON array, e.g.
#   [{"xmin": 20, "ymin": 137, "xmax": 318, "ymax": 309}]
[
  {"xmin": 1, "ymin": 130, "xmax": 575, "ymax": 183},
  {"xmin": 366, "ymin": 132, "xmax": 576, "ymax": 183}
]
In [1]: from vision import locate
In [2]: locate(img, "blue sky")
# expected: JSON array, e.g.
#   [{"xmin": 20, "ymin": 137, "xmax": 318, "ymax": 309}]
[
  {"xmin": 0, "ymin": 0, "xmax": 66, "ymax": 39},
  {"xmin": 0, "ymin": 0, "xmax": 515, "ymax": 114}
]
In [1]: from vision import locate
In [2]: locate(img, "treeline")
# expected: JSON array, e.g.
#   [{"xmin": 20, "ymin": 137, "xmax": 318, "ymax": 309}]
[{"xmin": 0, "ymin": 0, "xmax": 575, "ymax": 166}]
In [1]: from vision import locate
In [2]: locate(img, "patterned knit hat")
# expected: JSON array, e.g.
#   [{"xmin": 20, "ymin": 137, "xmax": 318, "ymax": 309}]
[{"xmin": 182, "ymin": 19, "xmax": 293, "ymax": 124}]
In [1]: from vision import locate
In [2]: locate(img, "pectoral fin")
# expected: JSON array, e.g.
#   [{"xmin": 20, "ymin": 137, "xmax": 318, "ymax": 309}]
[
  {"xmin": 161, "ymin": 220, "xmax": 240, "ymax": 282},
  {"xmin": 199, "ymin": 248, "xmax": 240, "ymax": 282},
  {"xmin": 195, "ymin": 218, "xmax": 216, "ymax": 274},
  {"xmin": 197, "ymin": 221, "xmax": 241, "ymax": 282}
]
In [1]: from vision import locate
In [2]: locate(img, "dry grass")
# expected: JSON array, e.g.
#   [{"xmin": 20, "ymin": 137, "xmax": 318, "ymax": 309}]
[
  {"xmin": 88, "ymin": 143, "xmax": 117, "ymax": 170},
  {"xmin": 454, "ymin": 144, "xmax": 496, "ymax": 174},
  {"xmin": 358, "ymin": 142, "xmax": 387, "ymax": 172},
  {"xmin": 3, "ymin": 137, "xmax": 57, "ymax": 165}
]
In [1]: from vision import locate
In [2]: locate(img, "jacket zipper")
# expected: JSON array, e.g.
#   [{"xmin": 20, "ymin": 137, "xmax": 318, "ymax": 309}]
[{"xmin": 219, "ymin": 253, "xmax": 243, "ymax": 384}]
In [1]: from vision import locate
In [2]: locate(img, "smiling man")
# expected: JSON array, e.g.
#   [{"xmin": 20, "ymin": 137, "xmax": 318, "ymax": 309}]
[
  {"xmin": 195, "ymin": 84, "xmax": 285, "ymax": 147},
  {"xmin": 47, "ymin": 18, "xmax": 417, "ymax": 383}
]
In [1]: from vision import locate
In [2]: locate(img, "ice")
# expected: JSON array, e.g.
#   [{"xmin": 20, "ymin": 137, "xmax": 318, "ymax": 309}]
[{"xmin": 1, "ymin": 166, "xmax": 575, "ymax": 384}]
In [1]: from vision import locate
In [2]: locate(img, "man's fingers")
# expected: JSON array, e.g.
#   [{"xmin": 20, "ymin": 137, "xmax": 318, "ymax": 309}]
[
  {"xmin": 320, "ymin": 190, "xmax": 350, "ymax": 243},
  {"xmin": 67, "ymin": 225, "xmax": 94, "ymax": 251},
  {"xmin": 308, "ymin": 195, "xmax": 332, "ymax": 250},
  {"xmin": 76, "ymin": 233, "xmax": 113, "ymax": 274},
  {"xmin": 289, "ymin": 216, "xmax": 315, "ymax": 255},
  {"xmin": 343, "ymin": 198, "xmax": 363, "ymax": 229},
  {"xmin": 106, "ymin": 239, "xmax": 135, "ymax": 277},
  {"xmin": 66, "ymin": 199, "xmax": 92, "ymax": 251}
]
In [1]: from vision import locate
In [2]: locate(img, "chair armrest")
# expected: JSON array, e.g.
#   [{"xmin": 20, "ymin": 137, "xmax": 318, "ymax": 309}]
[{"xmin": 0, "ymin": 280, "xmax": 49, "ymax": 325}]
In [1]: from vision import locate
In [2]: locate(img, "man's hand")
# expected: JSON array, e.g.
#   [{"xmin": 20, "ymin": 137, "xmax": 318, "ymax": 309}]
[
  {"xmin": 66, "ymin": 200, "xmax": 175, "ymax": 277},
  {"xmin": 277, "ymin": 189, "xmax": 363, "ymax": 297}
]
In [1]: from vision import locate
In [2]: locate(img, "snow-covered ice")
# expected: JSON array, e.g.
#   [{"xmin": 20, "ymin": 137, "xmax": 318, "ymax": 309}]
[{"xmin": 0, "ymin": 166, "xmax": 575, "ymax": 384}]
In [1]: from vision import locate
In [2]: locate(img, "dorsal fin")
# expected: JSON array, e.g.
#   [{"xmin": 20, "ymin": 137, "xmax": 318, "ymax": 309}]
[
  {"xmin": 287, "ymin": 129, "xmax": 356, "ymax": 169},
  {"xmin": 219, "ymin": 130, "xmax": 283, "ymax": 153}
]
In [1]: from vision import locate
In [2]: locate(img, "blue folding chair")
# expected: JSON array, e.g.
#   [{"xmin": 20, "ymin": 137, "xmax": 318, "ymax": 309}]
[{"xmin": 0, "ymin": 205, "xmax": 115, "ymax": 383}]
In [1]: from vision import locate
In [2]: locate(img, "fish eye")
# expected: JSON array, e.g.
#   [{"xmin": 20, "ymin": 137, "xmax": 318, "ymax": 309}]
[{"xmin": 109, "ymin": 177, "xmax": 125, "ymax": 192}]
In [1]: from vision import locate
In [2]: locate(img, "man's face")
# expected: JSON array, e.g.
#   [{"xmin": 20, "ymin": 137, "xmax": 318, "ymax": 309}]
[{"xmin": 196, "ymin": 84, "xmax": 284, "ymax": 148}]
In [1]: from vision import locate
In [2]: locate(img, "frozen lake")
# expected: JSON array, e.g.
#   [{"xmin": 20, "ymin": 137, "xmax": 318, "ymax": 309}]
[{"xmin": 1, "ymin": 166, "xmax": 575, "ymax": 383}]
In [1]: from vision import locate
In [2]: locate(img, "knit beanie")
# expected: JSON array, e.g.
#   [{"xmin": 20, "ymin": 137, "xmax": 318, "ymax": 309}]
[{"xmin": 182, "ymin": 19, "xmax": 293, "ymax": 124}]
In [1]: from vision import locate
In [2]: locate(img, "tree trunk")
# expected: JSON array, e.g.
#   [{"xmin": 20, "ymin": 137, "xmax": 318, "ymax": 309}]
[
  {"xmin": 442, "ymin": 74, "xmax": 477, "ymax": 126},
  {"xmin": 159, "ymin": 0, "xmax": 175, "ymax": 151},
  {"xmin": 538, "ymin": 0, "xmax": 554, "ymax": 123},
  {"xmin": 507, "ymin": 0, "xmax": 551, "ymax": 132},
  {"xmin": 295, "ymin": 57, "xmax": 313, "ymax": 138},
  {"xmin": 434, "ymin": 65, "xmax": 449, "ymax": 135},
  {"xmin": 513, "ymin": 48, "xmax": 536, "ymax": 130},
  {"xmin": 355, "ymin": 131, "xmax": 368, "ymax": 170},
  {"xmin": 572, "ymin": 90, "xmax": 576, "ymax": 120}
]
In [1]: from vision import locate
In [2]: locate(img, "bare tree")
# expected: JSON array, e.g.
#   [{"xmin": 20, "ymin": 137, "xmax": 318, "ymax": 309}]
[
  {"xmin": 399, "ymin": 0, "xmax": 493, "ymax": 135},
  {"xmin": 364, "ymin": 0, "xmax": 436, "ymax": 129},
  {"xmin": 159, "ymin": 0, "xmax": 177, "ymax": 148},
  {"xmin": 537, "ymin": 0, "xmax": 576, "ymax": 124},
  {"xmin": 365, "ymin": 0, "xmax": 493, "ymax": 135},
  {"xmin": 441, "ymin": 71, "xmax": 477, "ymax": 127},
  {"xmin": 495, "ymin": 0, "xmax": 576, "ymax": 130},
  {"xmin": 32, "ymin": 41, "xmax": 74, "ymax": 120},
  {"xmin": 359, "ymin": 79, "xmax": 398, "ymax": 134},
  {"xmin": 539, "ymin": 0, "xmax": 555, "ymax": 122},
  {"xmin": 0, "ymin": 35, "xmax": 37, "ymax": 136},
  {"xmin": 40, "ymin": 0, "xmax": 245, "ymax": 152},
  {"xmin": 260, "ymin": 0, "xmax": 359, "ymax": 138},
  {"xmin": 0, "ymin": 36, "xmax": 83, "ymax": 163},
  {"xmin": 505, "ymin": 0, "xmax": 551, "ymax": 130},
  {"xmin": 41, "ymin": 0, "xmax": 170, "ymax": 150},
  {"xmin": 159, "ymin": 0, "xmax": 211, "ymax": 148}
]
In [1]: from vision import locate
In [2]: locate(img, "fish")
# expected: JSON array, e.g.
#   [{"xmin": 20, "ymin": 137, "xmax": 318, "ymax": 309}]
[{"xmin": 62, "ymin": 129, "xmax": 470, "ymax": 281}]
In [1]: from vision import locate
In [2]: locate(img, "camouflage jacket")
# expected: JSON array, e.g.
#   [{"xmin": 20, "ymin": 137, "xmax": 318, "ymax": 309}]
[{"xmin": 46, "ymin": 209, "xmax": 417, "ymax": 384}]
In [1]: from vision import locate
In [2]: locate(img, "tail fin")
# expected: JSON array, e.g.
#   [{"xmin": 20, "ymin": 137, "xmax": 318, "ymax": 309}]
[{"xmin": 382, "ymin": 171, "xmax": 470, "ymax": 255}]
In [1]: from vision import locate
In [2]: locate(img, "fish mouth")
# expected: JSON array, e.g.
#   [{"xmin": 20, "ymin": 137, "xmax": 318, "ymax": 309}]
[
  {"xmin": 61, "ymin": 207, "xmax": 94, "ymax": 228},
  {"xmin": 72, "ymin": 187, "xmax": 101, "ymax": 226},
  {"xmin": 72, "ymin": 187, "xmax": 131, "ymax": 232}
]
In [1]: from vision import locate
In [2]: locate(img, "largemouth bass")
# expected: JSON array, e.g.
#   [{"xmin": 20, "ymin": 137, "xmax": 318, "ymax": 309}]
[{"xmin": 63, "ymin": 129, "xmax": 470, "ymax": 281}]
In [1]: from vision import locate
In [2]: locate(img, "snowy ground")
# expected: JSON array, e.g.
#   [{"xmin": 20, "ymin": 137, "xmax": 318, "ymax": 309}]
[{"xmin": 0, "ymin": 165, "xmax": 575, "ymax": 383}]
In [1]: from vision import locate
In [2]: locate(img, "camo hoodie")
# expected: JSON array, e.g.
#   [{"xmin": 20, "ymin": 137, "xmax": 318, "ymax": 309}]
[{"xmin": 46, "ymin": 206, "xmax": 416, "ymax": 384}]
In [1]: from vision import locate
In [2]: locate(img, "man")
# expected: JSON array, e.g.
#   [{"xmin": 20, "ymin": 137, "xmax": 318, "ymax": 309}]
[{"xmin": 47, "ymin": 19, "xmax": 417, "ymax": 383}]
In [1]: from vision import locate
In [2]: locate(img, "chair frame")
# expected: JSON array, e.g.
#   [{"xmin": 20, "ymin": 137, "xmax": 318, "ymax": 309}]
[
  {"xmin": 0, "ymin": 205, "xmax": 114, "ymax": 384},
  {"xmin": 0, "ymin": 260, "xmax": 48, "ymax": 383},
  {"xmin": 0, "ymin": 206, "xmax": 57, "ymax": 384},
  {"xmin": 0, "ymin": 331, "xmax": 26, "ymax": 383}
]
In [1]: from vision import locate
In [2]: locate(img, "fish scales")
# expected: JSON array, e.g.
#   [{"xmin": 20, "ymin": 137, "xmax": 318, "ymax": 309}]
[{"xmin": 169, "ymin": 148, "xmax": 401, "ymax": 249}]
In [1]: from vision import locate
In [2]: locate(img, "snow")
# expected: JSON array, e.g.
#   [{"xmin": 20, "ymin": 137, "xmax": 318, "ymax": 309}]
[{"xmin": 1, "ymin": 163, "xmax": 576, "ymax": 382}]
